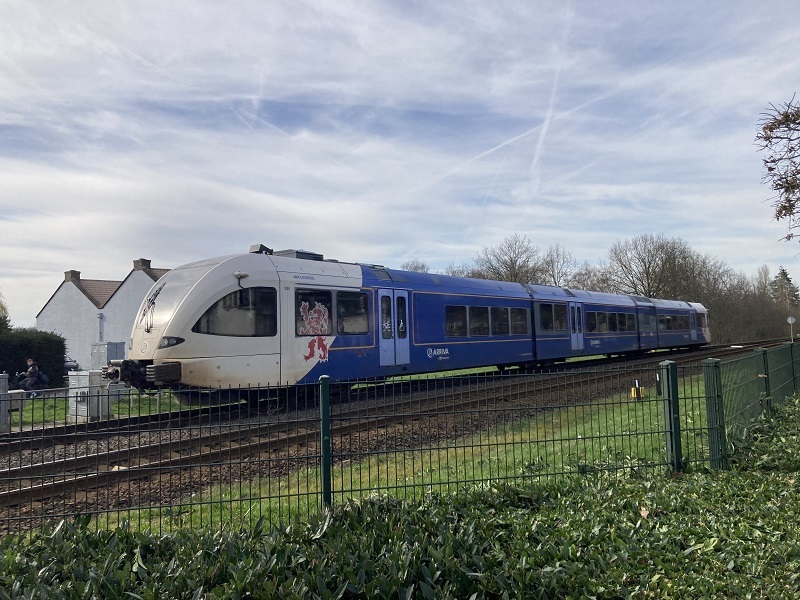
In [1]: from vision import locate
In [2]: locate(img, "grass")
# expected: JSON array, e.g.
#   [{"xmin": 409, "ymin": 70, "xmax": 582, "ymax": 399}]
[{"xmin": 6, "ymin": 388, "xmax": 187, "ymax": 428}]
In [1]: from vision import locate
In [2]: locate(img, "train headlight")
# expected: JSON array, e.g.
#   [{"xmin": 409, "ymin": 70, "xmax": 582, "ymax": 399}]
[{"xmin": 158, "ymin": 336, "xmax": 185, "ymax": 348}]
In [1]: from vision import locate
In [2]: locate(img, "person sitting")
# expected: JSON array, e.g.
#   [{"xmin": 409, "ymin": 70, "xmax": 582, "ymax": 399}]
[{"xmin": 17, "ymin": 357, "xmax": 40, "ymax": 397}]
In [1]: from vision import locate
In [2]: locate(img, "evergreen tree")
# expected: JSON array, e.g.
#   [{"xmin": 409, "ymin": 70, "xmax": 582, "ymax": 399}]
[{"xmin": 769, "ymin": 266, "xmax": 800, "ymax": 309}]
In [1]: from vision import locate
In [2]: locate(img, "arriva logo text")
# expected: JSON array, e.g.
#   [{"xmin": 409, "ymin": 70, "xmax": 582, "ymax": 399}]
[{"xmin": 427, "ymin": 347, "xmax": 450, "ymax": 358}]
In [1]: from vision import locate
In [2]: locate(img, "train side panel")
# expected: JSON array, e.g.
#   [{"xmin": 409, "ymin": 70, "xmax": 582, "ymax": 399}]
[{"xmin": 408, "ymin": 289, "xmax": 535, "ymax": 372}]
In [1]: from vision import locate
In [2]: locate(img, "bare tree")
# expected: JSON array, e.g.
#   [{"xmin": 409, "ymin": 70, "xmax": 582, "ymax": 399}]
[
  {"xmin": 0, "ymin": 290, "xmax": 9, "ymax": 333},
  {"xmin": 755, "ymin": 264, "xmax": 771, "ymax": 297},
  {"xmin": 756, "ymin": 96, "xmax": 800, "ymax": 241},
  {"xmin": 605, "ymin": 234, "xmax": 696, "ymax": 297},
  {"xmin": 400, "ymin": 258, "xmax": 429, "ymax": 273},
  {"xmin": 473, "ymin": 234, "xmax": 543, "ymax": 283},
  {"xmin": 566, "ymin": 260, "xmax": 613, "ymax": 292},
  {"xmin": 443, "ymin": 263, "xmax": 470, "ymax": 278},
  {"xmin": 540, "ymin": 244, "xmax": 576, "ymax": 286}
]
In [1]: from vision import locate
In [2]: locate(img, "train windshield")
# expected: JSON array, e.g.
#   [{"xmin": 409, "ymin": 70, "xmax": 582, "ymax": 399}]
[{"xmin": 139, "ymin": 262, "xmax": 217, "ymax": 330}]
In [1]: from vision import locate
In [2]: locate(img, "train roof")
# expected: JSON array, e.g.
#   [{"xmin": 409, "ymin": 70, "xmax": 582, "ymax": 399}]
[
  {"xmin": 188, "ymin": 245, "xmax": 709, "ymax": 312},
  {"xmin": 560, "ymin": 288, "xmax": 637, "ymax": 306},
  {"xmin": 371, "ymin": 267, "xmax": 529, "ymax": 294},
  {"xmin": 650, "ymin": 298, "xmax": 695, "ymax": 309}
]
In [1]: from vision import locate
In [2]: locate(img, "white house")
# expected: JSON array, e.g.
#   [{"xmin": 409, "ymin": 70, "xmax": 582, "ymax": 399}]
[{"xmin": 36, "ymin": 259, "xmax": 170, "ymax": 369}]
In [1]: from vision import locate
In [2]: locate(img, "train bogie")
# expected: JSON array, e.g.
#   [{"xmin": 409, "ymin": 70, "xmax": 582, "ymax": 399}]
[{"xmin": 107, "ymin": 245, "xmax": 711, "ymax": 390}]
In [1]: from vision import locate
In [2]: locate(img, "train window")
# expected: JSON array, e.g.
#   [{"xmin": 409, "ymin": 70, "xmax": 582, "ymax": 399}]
[
  {"xmin": 296, "ymin": 289, "xmax": 333, "ymax": 336},
  {"xmin": 336, "ymin": 291, "xmax": 369, "ymax": 335},
  {"xmin": 597, "ymin": 312, "xmax": 608, "ymax": 333},
  {"xmin": 192, "ymin": 287, "xmax": 277, "ymax": 337},
  {"xmin": 626, "ymin": 314, "xmax": 636, "ymax": 332},
  {"xmin": 491, "ymin": 307, "xmax": 510, "ymax": 335},
  {"xmin": 586, "ymin": 312, "xmax": 597, "ymax": 333},
  {"xmin": 511, "ymin": 308, "xmax": 529, "ymax": 335},
  {"xmin": 446, "ymin": 305, "xmax": 468, "ymax": 337},
  {"xmin": 539, "ymin": 303, "xmax": 554, "ymax": 331},
  {"xmin": 639, "ymin": 313, "xmax": 657, "ymax": 333},
  {"xmin": 553, "ymin": 304, "xmax": 566, "ymax": 331},
  {"xmin": 469, "ymin": 306, "xmax": 490, "ymax": 336},
  {"xmin": 396, "ymin": 296, "xmax": 408, "ymax": 339},
  {"xmin": 539, "ymin": 304, "xmax": 566, "ymax": 332},
  {"xmin": 381, "ymin": 296, "xmax": 393, "ymax": 339},
  {"xmin": 698, "ymin": 313, "xmax": 707, "ymax": 328},
  {"xmin": 608, "ymin": 312, "xmax": 618, "ymax": 332}
]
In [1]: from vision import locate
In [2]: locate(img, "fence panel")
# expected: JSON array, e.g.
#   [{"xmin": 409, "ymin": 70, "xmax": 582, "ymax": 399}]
[
  {"xmin": 0, "ymin": 384, "xmax": 324, "ymax": 535},
  {"xmin": 764, "ymin": 344, "xmax": 797, "ymax": 406},
  {"xmin": 327, "ymin": 366, "xmax": 670, "ymax": 507},
  {"xmin": 718, "ymin": 353, "xmax": 768, "ymax": 443},
  {"xmin": 665, "ymin": 362, "xmax": 709, "ymax": 471}
]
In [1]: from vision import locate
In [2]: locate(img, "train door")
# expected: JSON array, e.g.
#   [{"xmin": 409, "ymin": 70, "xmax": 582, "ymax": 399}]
[
  {"xmin": 569, "ymin": 302, "xmax": 584, "ymax": 352},
  {"xmin": 637, "ymin": 307, "xmax": 658, "ymax": 349},
  {"xmin": 378, "ymin": 289, "xmax": 410, "ymax": 366},
  {"xmin": 690, "ymin": 311, "xmax": 697, "ymax": 341}
]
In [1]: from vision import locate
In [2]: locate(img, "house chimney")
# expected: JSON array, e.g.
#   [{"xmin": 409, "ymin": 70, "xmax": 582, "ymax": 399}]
[
  {"xmin": 133, "ymin": 258, "xmax": 151, "ymax": 270},
  {"xmin": 64, "ymin": 270, "xmax": 81, "ymax": 282}
]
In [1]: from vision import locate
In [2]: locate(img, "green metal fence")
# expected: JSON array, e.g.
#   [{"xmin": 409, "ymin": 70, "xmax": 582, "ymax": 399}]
[{"xmin": 1, "ymin": 344, "xmax": 798, "ymax": 534}]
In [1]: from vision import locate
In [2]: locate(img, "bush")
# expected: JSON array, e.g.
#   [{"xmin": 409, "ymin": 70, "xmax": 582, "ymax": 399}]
[{"xmin": 0, "ymin": 328, "xmax": 65, "ymax": 384}]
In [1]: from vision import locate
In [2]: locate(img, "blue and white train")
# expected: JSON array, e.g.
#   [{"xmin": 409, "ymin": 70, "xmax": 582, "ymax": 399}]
[{"xmin": 109, "ymin": 244, "xmax": 711, "ymax": 389}]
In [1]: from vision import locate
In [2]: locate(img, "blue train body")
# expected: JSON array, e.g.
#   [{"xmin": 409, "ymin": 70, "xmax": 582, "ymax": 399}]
[{"xmin": 112, "ymin": 246, "xmax": 710, "ymax": 389}]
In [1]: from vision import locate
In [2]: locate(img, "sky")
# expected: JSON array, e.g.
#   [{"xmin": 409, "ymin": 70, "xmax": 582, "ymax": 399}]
[{"xmin": 1, "ymin": 1, "xmax": 799, "ymax": 328}]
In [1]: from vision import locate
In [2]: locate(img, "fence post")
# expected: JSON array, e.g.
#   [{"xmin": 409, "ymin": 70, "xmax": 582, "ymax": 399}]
[
  {"xmin": 319, "ymin": 376, "xmax": 332, "ymax": 509},
  {"xmin": 703, "ymin": 359, "xmax": 728, "ymax": 470},
  {"xmin": 757, "ymin": 348, "xmax": 772, "ymax": 412},
  {"xmin": 790, "ymin": 342, "xmax": 798, "ymax": 395},
  {"xmin": 660, "ymin": 361, "xmax": 683, "ymax": 472},
  {"xmin": 0, "ymin": 373, "xmax": 9, "ymax": 434}
]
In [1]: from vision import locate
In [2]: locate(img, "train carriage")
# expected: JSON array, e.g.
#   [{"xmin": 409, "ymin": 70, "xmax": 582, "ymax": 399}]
[
  {"xmin": 108, "ymin": 245, "xmax": 711, "ymax": 390},
  {"xmin": 385, "ymin": 270, "xmax": 534, "ymax": 374},
  {"xmin": 560, "ymin": 289, "xmax": 641, "ymax": 357}
]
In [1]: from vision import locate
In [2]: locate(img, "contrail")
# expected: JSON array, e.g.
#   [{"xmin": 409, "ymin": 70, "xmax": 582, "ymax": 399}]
[
  {"xmin": 462, "ymin": 155, "xmax": 509, "ymax": 243},
  {"xmin": 416, "ymin": 2, "xmax": 576, "ymax": 197},
  {"xmin": 411, "ymin": 125, "xmax": 541, "ymax": 193},
  {"xmin": 529, "ymin": 0, "xmax": 575, "ymax": 195},
  {"xmin": 229, "ymin": 107, "xmax": 255, "ymax": 131}
]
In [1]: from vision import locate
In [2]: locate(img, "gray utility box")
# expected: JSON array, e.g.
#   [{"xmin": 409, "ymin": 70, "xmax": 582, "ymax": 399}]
[
  {"xmin": 69, "ymin": 370, "xmax": 112, "ymax": 421},
  {"xmin": 91, "ymin": 342, "xmax": 125, "ymax": 370}
]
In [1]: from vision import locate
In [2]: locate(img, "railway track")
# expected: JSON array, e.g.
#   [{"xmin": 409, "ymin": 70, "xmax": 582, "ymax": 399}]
[{"xmin": 0, "ymin": 339, "xmax": 786, "ymax": 522}]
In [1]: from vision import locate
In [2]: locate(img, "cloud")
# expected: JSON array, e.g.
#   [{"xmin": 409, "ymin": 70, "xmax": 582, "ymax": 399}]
[{"xmin": 1, "ymin": 1, "xmax": 799, "ymax": 327}]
